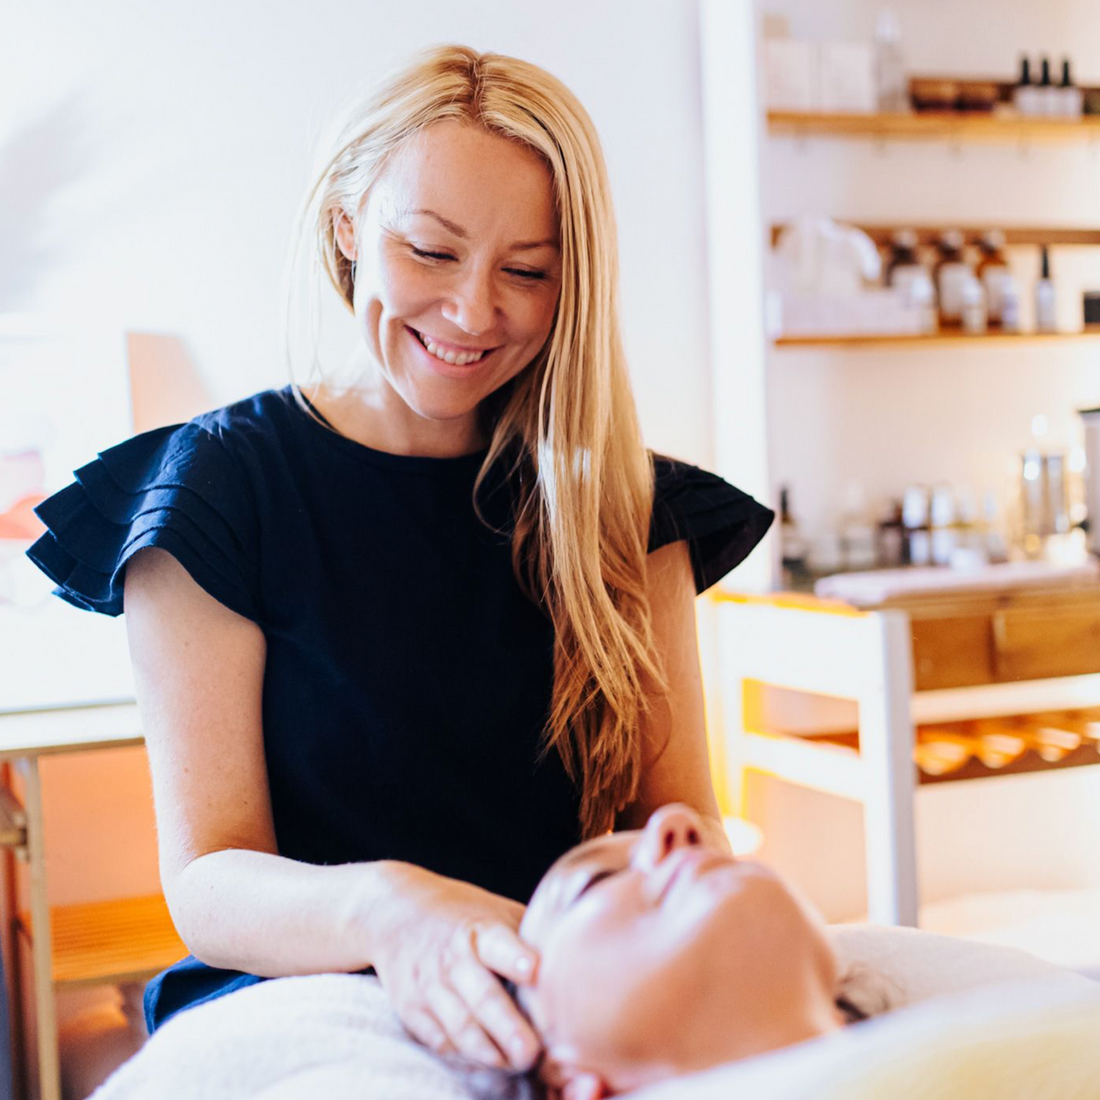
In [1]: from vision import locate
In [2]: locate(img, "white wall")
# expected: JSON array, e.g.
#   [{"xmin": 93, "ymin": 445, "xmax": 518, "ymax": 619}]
[{"xmin": 4, "ymin": 0, "xmax": 716, "ymax": 468}]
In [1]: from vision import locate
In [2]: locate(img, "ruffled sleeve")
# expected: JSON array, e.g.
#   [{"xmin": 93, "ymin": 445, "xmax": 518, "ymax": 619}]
[
  {"xmin": 648, "ymin": 453, "xmax": 775, "ymax": 595},
  {"xmin": 25, "ymin": 421, "xmax": 264, "ymax": 624}
]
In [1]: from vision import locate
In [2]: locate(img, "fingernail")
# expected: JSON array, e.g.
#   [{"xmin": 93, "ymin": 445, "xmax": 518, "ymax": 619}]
[
  {"xmin": 481, "ymin": 1044, "xmax": 504, "ymax": 1067},
  {"xmin": 515, "ymin": 954, "xmax": 533, "ymax": 976}
]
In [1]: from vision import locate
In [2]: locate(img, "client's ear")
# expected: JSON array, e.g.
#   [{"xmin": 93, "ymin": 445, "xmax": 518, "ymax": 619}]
[
  {"xmin": 561, "ymin": 1073, "xmax": 608, "ymax": 1100},
  {"xmin": 540, "ymin": 1052, "xmax": 609, "ymax": 1100}
]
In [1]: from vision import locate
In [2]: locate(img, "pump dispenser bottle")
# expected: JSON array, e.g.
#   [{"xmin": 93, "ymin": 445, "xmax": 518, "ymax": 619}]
[{"xmin": 1035, "ymin": 246, "xmax": 1057, "ymax": 333}]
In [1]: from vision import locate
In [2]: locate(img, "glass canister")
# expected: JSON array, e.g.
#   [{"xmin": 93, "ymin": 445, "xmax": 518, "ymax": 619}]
[
  {"xmin": 1080, "ymin": 407, "xmax": 1100, "ymax": 555},
  {"xmin": 1018, "ymin": 448, "xmax": 1069, "ymax": 558}
]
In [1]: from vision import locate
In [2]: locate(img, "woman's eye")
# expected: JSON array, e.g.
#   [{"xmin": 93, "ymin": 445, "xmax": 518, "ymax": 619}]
[
  {"xmin": 575, "ymin": 868, "xmax": 618, "ymax": 901},
  {"xmin": 409, "ymin": 247, "xmax": 546, "ymax": 282}
]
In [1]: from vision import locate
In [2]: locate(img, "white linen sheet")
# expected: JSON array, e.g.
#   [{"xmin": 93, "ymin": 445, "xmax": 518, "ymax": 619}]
[{"xmin": 90, "ymin": 927, "xmax": 1100, "ymax": 1100}]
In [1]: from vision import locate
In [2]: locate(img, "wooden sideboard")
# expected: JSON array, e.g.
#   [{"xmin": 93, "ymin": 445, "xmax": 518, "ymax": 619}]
[{"xmin": 709, "ymin": 581, "xmax": 1100, "ymax": 927}]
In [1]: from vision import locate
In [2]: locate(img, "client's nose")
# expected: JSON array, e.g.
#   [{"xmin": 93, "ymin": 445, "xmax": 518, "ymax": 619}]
[{"xmin": 633, "ymin": 803, "xmax": 704, "ymax": 871}]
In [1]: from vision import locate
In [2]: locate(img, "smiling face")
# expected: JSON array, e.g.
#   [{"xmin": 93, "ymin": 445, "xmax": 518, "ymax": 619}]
[
  {"xmin": 332, "ymin": 119, "xmax": 561, "ymax": 454},
  {"xmin": 519, "ymin": 805, "xmax": 843, "ymax": 1096}
]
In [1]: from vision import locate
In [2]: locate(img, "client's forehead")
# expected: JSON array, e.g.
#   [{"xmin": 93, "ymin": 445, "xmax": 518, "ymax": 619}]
[
  {"xmin": 556, "ymin": 833, "xmax": 630, "ymax": 873},
  {"xmin": 524, "ymin": 833, "xmax": 637, "ymax": 939}
]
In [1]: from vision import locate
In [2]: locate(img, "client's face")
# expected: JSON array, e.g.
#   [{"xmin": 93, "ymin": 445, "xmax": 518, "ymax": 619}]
[{"xmin": 519, "ymin": 804, "xmax": 842, "ymax": 1097}]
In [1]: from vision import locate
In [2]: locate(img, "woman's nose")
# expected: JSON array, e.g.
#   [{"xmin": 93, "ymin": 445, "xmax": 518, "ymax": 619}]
[
  {"xmin": 443, "ymin": 267, "xmax": 496, "ymax": 335},
  {"xmin": 632, "ymin": 803, "xmax": 704, "ymax": 871}
]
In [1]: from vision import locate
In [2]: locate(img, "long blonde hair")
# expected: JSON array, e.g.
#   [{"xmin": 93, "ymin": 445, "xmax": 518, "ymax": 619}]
[{"xmin": 282, "ymin": 44, "xmax": 667, "ymax": 838}]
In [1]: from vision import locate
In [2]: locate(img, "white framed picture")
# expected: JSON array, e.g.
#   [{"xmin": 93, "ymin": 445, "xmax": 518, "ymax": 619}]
[{"xmin": 0, "ymin": 313, "xmax": 137, "ymax": 712}]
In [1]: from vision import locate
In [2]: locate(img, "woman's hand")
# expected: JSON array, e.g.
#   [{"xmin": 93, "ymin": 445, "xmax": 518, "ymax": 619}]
[{"xmin": 370, "ymin": 862, "xmax": 542, "ymax": 1071}]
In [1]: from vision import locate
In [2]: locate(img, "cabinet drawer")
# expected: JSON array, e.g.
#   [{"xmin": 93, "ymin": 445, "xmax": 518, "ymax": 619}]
[
  {"xmin": 993, "ymin": 602, "xmax": 1100, "ymax": 682},
  {"xmin": 911, "ymin": 615, "xmax": 995, "ymax": 690}
]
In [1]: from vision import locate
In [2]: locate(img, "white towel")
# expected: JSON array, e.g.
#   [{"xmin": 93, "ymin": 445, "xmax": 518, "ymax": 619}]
[
  {"xmin": 90, "ymin": 931, "xmax": 1100, "ymax": 1100},
  {"xmin": 89, "ymin": 973, "xmax": 483, "ymax": 1100}
]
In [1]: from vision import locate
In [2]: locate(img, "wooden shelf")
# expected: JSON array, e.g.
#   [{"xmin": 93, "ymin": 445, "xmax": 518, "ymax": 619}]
[
  {"xmin": 769, "ymin": 225, "xmax": 1100, "ymax": 249},
  {"xmin": 773, "ymin": 328, "xmax": 1100, "ymax": 349},
  {"xmin": 19, "ymin": 894, "xmax": 185, "ymax": 989},
  {"xmin": 797, "ymin": 706, "xmax": 1100, "ymax": 786},
  {"xmin": 768, "ymin": 110, "xmax": 1100, "ymax": 144}
]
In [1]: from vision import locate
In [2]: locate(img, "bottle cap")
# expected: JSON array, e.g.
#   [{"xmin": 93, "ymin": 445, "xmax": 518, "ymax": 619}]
[
  {"xmin": 891, "ymin": 228, "xmax": 919, "ymax": 249},
  {"xmin": 979, "ymin": 228, "xmax": 1006, "ymax": 252},
  {"xmin": 1040, "ymin": 244, "xmax": 1051, "ymax": 280},
  {"xmin": 939, "ymin": 228, "xmax": 964, "ymax": 250},
  {"xmin": 1040, "ymin": 57, "xmax": 1052, "ymax": 85},
  {"xmin": 1019, "ymin": 56, "xmax": 1031, "ymax": 85}
]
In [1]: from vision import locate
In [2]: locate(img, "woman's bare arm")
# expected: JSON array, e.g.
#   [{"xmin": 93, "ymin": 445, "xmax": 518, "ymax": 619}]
[
  {"xmin": 124, "ymin": 545, "xmax": 393, "ymax": 975},
  {"xmin": 124, "ymin": 547, "xmax": 541, "ymax": 1068},
  {"xmin": 614, "ymin": 539, "xmax": 730, "ymax": 853}
]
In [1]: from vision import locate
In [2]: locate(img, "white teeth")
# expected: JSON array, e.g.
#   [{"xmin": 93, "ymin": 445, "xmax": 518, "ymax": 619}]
[{"xmin": 416, "ymin": 330, "xmax": 485, "ymax": 366}]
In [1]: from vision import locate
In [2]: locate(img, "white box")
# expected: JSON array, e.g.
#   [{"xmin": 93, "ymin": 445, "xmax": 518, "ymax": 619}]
[{"xmin": 819, "ymin": 41, "xmax": 876, "ymax": 113}]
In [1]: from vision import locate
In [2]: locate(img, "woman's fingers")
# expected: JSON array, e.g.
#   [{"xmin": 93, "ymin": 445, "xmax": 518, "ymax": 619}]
[
  {"xmin": 401, "ymin": 1007, "xmax": 457, "ymax": 1056},
  {"xmin": 472, "ymin": 921, "xmax": 539, "ymax": 985},
  {"xmin": 449, "ymin": 944, "xmax": 542, "ymax": 1070},
  {"xmin": 424, "ymin": 979, "xmax": 508, "ymax": 1067}
]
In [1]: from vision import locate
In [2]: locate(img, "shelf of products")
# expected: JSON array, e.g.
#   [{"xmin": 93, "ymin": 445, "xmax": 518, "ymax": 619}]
[
  {"xmin": 767, "ymin": 110, "xmax": 1100, "ymax": 144},
  {"xmin": 769, "ymin": 225, "xmax": 1100, "ymax": 250},
  {"xmin": 773, "ymin": 328, "xmax": 1100, "ymax": 349}
]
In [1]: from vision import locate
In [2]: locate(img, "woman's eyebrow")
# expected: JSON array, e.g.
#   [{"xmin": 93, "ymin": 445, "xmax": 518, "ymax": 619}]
[
  {"xmin": 556, "ymin": 836, "xmax": 622, "ymax": 873},
  {"xmin": 408, "ymin": 208, "xmax": 558, "ymax": 251}
]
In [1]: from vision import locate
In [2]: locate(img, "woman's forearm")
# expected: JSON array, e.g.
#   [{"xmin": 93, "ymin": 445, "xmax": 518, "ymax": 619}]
[{"xmin": 168, "ymin": 848, "xmax": 401, "ymax": 976}]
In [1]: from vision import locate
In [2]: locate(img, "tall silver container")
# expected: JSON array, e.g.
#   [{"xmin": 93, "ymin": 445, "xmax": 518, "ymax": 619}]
[{"xmin": 1081, "ymin": 407, "xmax": 1100, "ymax": 556}]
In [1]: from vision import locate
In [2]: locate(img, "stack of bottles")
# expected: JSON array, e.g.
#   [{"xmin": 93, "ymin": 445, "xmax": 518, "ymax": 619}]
[
  {"xmin": 779, "ymin": 481, "xmax": 1009, "ymax": 585},
  {"xmin": 1014, "ymin": 56, "xmax": 1084, "ymax": 119},
  {"xmin": 882, "ymin": 229, "xmax": 1058, "ymax": 336}
]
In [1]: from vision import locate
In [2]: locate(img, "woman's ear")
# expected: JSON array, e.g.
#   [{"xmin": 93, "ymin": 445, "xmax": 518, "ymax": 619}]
[
  {"xmin": 561, "ymin": 1073, "xmax": 609, "ymax": 1100},
  {"xmin": 333, "ymin": 208, "xmax": 358, "ymax": 262}
]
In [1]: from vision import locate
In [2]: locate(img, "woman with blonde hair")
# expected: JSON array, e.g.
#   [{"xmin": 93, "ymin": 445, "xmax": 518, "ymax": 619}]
[{"xmin": 27, "ymin": 44, "xmax": 772, "ymax": 1072}]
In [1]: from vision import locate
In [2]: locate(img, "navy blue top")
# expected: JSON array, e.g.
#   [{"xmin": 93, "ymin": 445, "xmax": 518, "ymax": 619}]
[{"xmin": 25, "ymin": 384, "xmax": 773, "ymax": 1034}]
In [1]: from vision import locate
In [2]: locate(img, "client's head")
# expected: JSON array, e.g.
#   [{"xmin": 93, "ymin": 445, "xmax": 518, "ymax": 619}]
[{"xmin": 515, "ymin": 803, "xmax": 846, "ymax": 1099}]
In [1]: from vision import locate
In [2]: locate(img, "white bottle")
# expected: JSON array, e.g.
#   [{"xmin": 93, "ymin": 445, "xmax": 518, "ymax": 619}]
[
  {"xmin": 960, "ymin": 275, "xmax": 988, "ymax": 335},
  {"xmin": 1037, "ymin": 57, "xmax": 1058, "ymax": 117},
  {"xmin": 936, "ymin": 230, "xmax": 971, "ymax": 325},
  {"xmin": 1000, "ymin": 274, "xmax": 1021, "ymax": 332},
  {"xmin": 1013, "ymin": 56, "xmax": 1039, "ymax": 117},
  {"xmin": 874, "ymin": 10, "xmax": 907, "ymax": 112},
  {"xmin": 1035, "ymin": 246, "xmax": 1057, "ymax": 333},
  {"xmin": 902, "ymin": 485, "xmax": 932, "ymax": 566},
  {"xmin": 982, "ymin": 491, "xmax": 1008, "ymax": 563},
  {"xmin": 929, "ymin": 484, "xmax": 958, "ymax": 565},
  {"xmin": 1058, "ymin": 58, "xmax": 1084, "ymax": 119}
]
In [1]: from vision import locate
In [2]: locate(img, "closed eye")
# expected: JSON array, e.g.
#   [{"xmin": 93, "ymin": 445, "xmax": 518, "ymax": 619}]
[
  {"xmin": 573, "ymin": 868, "xmax": 619, "ymax": 902},
  {"xmin": 409, "ymin": 246, "xmax": 547, "ymax": 280}
]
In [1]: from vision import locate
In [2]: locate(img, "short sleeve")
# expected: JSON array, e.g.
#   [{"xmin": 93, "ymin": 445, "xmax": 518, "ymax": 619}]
[
  {"xmin": 25, "ymin": 421, "xmax": 264, "ymax": 624},
  {"xmin": 648, "ymin": 453, "xmax": 775, "ymax": 595}
]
